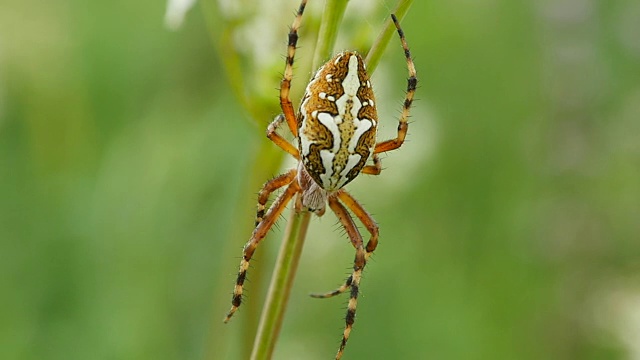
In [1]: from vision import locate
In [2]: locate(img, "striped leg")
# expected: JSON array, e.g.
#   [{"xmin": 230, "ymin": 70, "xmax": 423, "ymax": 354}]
[
  {"xmin": 311, "ymin": 191, "xmax": 379, "ymax": 299},
  {"xmin": 374, "ymin": 14, "xmax": 418, "ymax": 154},
  {"xmin": 280, "ymin": 0, "xmax": 307, "ymax": 137},
  {"xmin": 255, "ymin": 169, "xmax": 297, "ymax": 227},
  {"xmin": 327, "ymin": 196, "xmax": 367, "ymax": 360},
  {"xmin": 310, "ymin": 275, "xmax": 352, "ymax": 299},
  {"xmin": 224, "ymin": 180, "xmax": 300, "ymax": 323}
]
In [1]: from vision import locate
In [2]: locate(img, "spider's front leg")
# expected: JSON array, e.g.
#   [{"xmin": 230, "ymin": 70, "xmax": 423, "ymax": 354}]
[
  {"xmin": 224, "ymin": 179, "xmax": 300, "ymax": 323},
  {"xmin": 327, "ymin": 195, "xmax": 367, "ymax": 360},
  {"xmin": 279, "ymin": 0, "xmax": 307, "ymax": 137},
  {"xmin": 373, "ymin": 14, "xmax": 418, "ymax": 155},
  {"xmin": 310, "ymin": 190, "xmax": 378, "ymax": 299}
]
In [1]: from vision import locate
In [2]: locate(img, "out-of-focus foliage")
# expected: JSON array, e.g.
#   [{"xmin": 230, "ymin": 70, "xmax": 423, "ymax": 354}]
[{"xmin": 1, "ymin": 0, "xmax": 638, "ymax": 359}]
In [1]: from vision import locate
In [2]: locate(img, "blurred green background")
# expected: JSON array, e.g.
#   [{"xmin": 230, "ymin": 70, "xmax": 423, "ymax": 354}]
[{"xmin": 1, "ymin": 0, "xmax": 639, "ymax": 359}]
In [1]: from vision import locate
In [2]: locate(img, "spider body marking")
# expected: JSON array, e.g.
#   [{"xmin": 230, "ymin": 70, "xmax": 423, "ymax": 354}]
[
  {"xmin": 224, "ymin": 1, "xmax": 417, "ymax": 359},
  {"xmin": 298, "ymin": 51, "xmax": 377, "ymax": 210}
]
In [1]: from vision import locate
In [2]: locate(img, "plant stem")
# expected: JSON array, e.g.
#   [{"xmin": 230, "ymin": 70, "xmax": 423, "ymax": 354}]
[
  {"xmin": 312, "ymin": 0, "xmax": 349, "ymax": 69},
  {"xmin": 364, "ymin": 0, "xmax": 414, "ymax": 73},
  {"xmin": 249, "ymin": 210, "xmax": 311, "ymax": 360}
]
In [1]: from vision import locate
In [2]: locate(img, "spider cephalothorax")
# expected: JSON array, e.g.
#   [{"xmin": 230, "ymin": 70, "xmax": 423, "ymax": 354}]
[{"xmin": 224, "ymin": 1, "xmax": 417, "ymax": 359}]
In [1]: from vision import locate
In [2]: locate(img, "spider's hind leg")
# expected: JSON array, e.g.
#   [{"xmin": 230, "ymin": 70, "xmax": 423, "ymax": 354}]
[
  {"xmin": 310, "ymin": 190, "xmax": 379, "ymax": 299},
  {"xmin": 309, "ymin": 275, "xmax": 353, "ymax": 299},
  {"xmin": 326, "ymin": 195, "xmax": 368, "ymax": 360}
]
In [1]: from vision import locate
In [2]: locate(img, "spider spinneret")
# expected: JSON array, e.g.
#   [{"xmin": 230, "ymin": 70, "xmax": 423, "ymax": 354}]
[{"xmin": 224, "ymin": 1, "xmax": 417, "ymax": 359}]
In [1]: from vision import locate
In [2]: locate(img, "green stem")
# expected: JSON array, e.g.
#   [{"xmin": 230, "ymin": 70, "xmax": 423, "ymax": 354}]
[
  {"xmin": 250, "ymin": 210, "xmax": 311, "ymax": 360},
  {"xmin": 364, "ymin": 0, "xmax": 414, "ymax": 73},
  {"xmin": 312, "ymin": 0, "xmax": 349, "ymax": 69}
]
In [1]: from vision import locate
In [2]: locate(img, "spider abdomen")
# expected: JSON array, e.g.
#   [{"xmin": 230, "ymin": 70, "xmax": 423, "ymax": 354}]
[{"xmin": 298, "ymin": 51, "xmax": 378, "ymax": 191}]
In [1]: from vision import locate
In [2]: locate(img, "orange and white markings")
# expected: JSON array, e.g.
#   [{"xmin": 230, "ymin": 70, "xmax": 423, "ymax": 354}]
[
  {"xmin": 299, "ymin": 52, "xmax": 378, "ymax": 192},
  {"xmin": 224, "ymin": 2, "xmax": 417, "ymax": 359}
]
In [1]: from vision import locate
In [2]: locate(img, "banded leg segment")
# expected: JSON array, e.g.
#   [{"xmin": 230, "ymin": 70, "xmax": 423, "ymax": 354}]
[
  {"xmin": 280, "ymin": 0, "xmax": 307, "ymax": 137},
  {"xmin": 255, "ymin": 169, "xmax": 297, "ymax": 227},
  {"xmin": 374, "ymin": 14, "xmax": 418, "ymax": 154},
  {"xmin": 327, "ymin": 196, "xmax": 366, "ymax": 360},
  {"xmin": 224, "ymin": 180, "xmax": 301, "ymax": 323},
  {"xmin": 311, "ymin": 191, "xmax": 379, "ymax": 299}
]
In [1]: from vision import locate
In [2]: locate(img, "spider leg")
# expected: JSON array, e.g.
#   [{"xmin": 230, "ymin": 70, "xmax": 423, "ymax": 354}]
[
  {"xmin": 224, "ymin": 179, "xmax": 300, "ymax": 323},
  {"xmin": 267, "ymin": 114, "xmax": 300, "ymax": 158},
  {"xmin": 255, "ymin": 169, "xmax": 298, "ymax": 227},
  {"xmin": 374, "ymin": 14, "xmax": 418, "ymax": 154},
  {"xmin": 310, "ymin": 190, "xmax": 378, "ymax": 298},
  {"xmin": 326, "ymin": 195, "xmax": 366, "ymax": 360},
  {"xmin": 360, "ymin": 153, "xmax": 382, "ymax": 175},
  {"xmin": 338, "ymin": 191, "xmax": 379, "ymax": 256},
  {"xmin": 280, "ymin": 0, "xmax": 307, "ymax": 137}
]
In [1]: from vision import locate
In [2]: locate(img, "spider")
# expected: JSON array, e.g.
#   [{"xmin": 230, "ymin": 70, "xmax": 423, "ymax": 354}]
[{"xmin": 224, "ymin": 1, "xmax": 417, "ymax": 358}]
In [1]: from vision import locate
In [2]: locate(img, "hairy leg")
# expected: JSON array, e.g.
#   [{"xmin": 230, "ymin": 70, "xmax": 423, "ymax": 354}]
[{"xmin": 224, "ymin": 180, "xmax": 300, "ymax": 323}]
